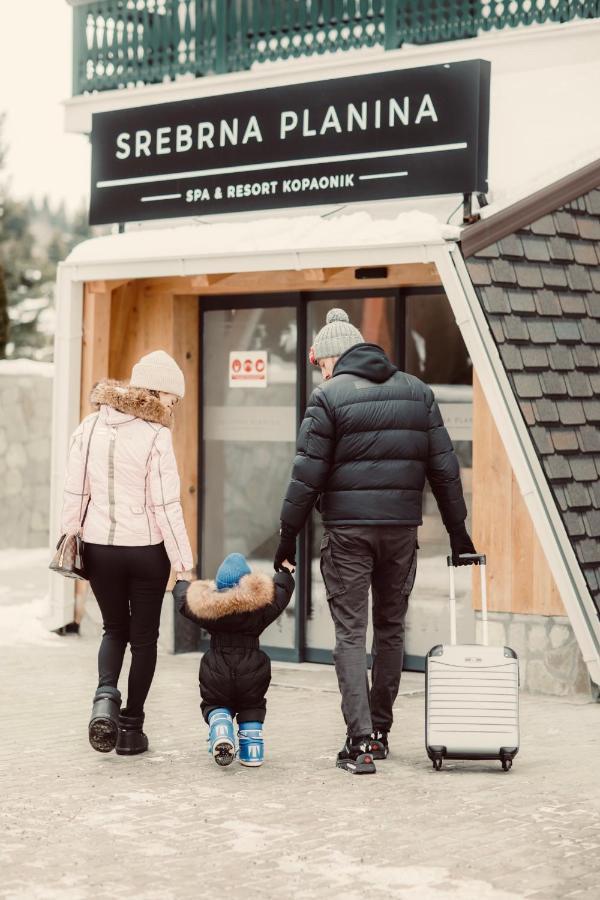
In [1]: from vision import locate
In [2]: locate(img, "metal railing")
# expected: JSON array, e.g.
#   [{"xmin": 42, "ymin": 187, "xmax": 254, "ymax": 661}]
[{"xmin": 70, "ymin": 0, "xmax": 600, "ymax": 95}]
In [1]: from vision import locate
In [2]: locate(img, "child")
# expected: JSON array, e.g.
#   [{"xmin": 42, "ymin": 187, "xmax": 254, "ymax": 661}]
[{"xmin": 173, "ymin": 553, "xmax": 294, "ymax": 768}]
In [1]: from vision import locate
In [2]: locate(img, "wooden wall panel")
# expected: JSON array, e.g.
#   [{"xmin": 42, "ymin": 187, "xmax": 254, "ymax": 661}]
[
  {"xmin": 472, "ymin": 373, "xmax": 565, "ymax": 615},
  {"xmin": 472, "ymin": 373, "xmax": 512, "ymax": 610},
  {"xmin": 80, "ymin": 285, "xmax": 112, "ymax": 416},
  {"xmin": 106, "ymin": 283, "xmax": 140, "ymax": 379},
  {"xmin": 108, "ymin": 283, "xmax": 176, "ymax": 381},
  {"xmin": 81, "ymin": 282, "xmax": 200, "ymax": 575},
  {"xmin": 107, "ymin": 285, "xmax": 198, "ymax": 569},
  {"xmin": 510, "ymin": 472, "xmax": 536, "ymax": 614}
]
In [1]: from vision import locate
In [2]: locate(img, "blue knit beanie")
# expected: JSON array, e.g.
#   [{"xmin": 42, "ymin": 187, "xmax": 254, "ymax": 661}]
[{"xmin": 215, "ymin": 553, "xmax": 251, "ymax": 591}]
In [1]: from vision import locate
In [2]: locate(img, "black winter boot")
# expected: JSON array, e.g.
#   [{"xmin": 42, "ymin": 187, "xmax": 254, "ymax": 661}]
[
  {"xmin": 115, "ymin": 711, "xmax": 149, "ymax": 756},
  {"xmin": 88, "ymin": 686, "xmax": 121, "ymax": 753},
  {"xmin": 336, "ymin": 735, "xmax": 376, "ymax": 774},
  {"xmin": 370, "ymin": 730, "xmax": 389, "ymax": 760}
]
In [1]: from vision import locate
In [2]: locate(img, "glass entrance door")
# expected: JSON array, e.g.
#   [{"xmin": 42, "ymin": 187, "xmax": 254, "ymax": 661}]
[
  {"xmin": 196, "ymin": 287, "xmax": 473, "ymax": 668},
  {"xmin": 201, "ymin": 296, "xmax": 299, "ymax": 655}
]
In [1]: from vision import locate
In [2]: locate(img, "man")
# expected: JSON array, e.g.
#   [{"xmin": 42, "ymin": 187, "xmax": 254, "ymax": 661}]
[{"xmin": 274, "ymin": 308, "xmax": 476, "ymax": 775}]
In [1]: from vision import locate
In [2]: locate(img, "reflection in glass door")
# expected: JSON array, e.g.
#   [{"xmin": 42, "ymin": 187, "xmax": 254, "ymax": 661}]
[{"xmin": 201, "ymin": 297, "xmax": 299, "ymax": 653}]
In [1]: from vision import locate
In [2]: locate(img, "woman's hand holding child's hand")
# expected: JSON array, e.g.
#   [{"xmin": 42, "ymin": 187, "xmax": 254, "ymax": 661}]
[{"xmin": 176, "ymin": 571, "xmax": 193, "ymax": 581}]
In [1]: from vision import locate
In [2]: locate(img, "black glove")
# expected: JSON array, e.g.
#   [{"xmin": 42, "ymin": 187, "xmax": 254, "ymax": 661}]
[
  {"xmin": 449, "ymin": 522, "xmax": 477, "ymax": 566},
  {"xmin": 274, "ymin": 523, "xmax": 297, "ymax": 571},
  {"xmin": 172, "ymin": 579, "xmax": 190, "ymax": 603}
]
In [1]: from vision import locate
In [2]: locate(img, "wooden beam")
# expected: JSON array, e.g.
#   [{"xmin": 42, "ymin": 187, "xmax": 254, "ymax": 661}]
[
  {"xmin": 303, "ymin": 268, "xmax": 326, "ymax": 282},
  {"xmin": 87, "ymin": 278, "xmax": 131, "ymax": 293},
  {"xmin": 136, "ymin": 262, "xmax": 441, "ymax": 299},
  {"xmin": 189, "ymin": 274, "xmax": 210, "ymax": 288},
  {"xmin": 189, "ymin": 274, "xmax": 229, "ymax": 288}
]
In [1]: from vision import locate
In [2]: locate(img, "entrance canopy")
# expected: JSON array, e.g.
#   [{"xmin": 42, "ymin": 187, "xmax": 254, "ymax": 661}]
[
  {"xmin": 65, "ymin": 209, "xmax": 458, "ymax": 279},
  {"xmin": 51, "ymin": 208, "xmax": 600, "ymax": 685}
]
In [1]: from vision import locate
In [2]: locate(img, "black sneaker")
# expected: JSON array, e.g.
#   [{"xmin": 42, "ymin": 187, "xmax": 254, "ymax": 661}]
[
  {"xmin": 336, "ymin": 736, "xmax": 376, "ymax": 774},
  {"xmin": 370, "ymin": 730, "xmax": 389, "ymax": 760}
]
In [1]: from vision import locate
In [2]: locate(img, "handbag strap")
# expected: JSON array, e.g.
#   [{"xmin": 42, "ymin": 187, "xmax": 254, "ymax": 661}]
[{"xmin": 78, "ymin": 413, "xmax": 100, "ymax": 531}]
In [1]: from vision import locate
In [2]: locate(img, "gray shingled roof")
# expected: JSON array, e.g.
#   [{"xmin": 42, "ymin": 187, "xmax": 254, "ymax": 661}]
[{"xmin": 465, "ymin": 188, "xmax": 600, "ymax": 616}]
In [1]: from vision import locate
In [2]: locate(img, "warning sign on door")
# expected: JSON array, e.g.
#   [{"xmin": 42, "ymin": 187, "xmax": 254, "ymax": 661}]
[{"xmin": 229, "ymin": 351, "xmax": 268, "ymax": 388}]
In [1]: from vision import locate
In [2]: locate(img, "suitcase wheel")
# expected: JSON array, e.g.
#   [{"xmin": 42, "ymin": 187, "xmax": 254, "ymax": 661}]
[
  {"xmin": 432, "ymin": 757, "xmax": 443, "ymax": 771},
  {"xmin": 501, "ymin": 758, "xmax": 512, "ymax": 772}
]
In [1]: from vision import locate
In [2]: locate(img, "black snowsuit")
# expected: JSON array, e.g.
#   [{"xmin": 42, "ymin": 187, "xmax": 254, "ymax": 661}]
[
  {"xmin": 279, "ymin": 342, "xmax": 469, "ymax": 738},
  {"xmin": 174, "ymin": 570, "xmax": 294, "ymax": 724}
]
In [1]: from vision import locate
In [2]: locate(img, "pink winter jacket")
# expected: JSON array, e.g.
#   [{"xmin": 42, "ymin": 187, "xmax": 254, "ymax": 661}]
[{"xmin": 61, "ymin": 381, "xmax": 194, "ymax": 573}]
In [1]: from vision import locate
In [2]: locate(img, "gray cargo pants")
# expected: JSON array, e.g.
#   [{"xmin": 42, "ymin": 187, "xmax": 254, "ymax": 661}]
[{"xmin": 320, "ymin": 525, "xmax": 418, "ymax": 738}]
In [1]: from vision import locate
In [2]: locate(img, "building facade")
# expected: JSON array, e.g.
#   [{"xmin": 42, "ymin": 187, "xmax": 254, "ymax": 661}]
[{"xmin": 52, "ymin": 1, "xmax": 600, "ymax": 694}]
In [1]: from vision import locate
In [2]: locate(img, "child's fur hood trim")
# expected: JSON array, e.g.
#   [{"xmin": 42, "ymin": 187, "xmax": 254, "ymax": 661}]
[
  {"xmin": 90, "ymin": 379, "xmax": 172, "ymax": 428},
  {"xmin": 186, "ymin": 571, "xmax": 275, "ymax": 620}
]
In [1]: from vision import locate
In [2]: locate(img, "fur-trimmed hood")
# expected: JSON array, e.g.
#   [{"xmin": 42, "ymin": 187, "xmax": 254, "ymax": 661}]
[
  {"xmin": 90, "ymin": 379, "xmax": 173, "ymax": 428},
  {"xmin": 185, "ymin": 571, "xmax": 275, "ymax": 620}
]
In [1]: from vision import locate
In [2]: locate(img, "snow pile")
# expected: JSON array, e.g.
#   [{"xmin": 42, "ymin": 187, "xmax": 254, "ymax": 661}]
[
  {"xmin": 0, "ymin": 548, "xmax": 62, "ymax": 648},
  {"xmin": 0, "ymin": 359, "xmax": 54, "ymax": 378},
  {"xmin": 0, "ymin": 595, "xmax": 62, "ymax": 648},
  {"xmin": 67, "ymin": 209, "xmax": 458, "ymax": 266},
  {"xmin": 480, "ymin": 145, "xmax": 600, "ymax": 222}
]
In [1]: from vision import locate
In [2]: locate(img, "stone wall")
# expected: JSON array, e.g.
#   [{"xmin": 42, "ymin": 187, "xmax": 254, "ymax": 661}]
[
  {"xmin": 475, "ymin": 610, "xmax": 593, "ymax": 697},
  {"xmin": 0, "ymin": 361, "xmax": 53, "ymax": 548}
]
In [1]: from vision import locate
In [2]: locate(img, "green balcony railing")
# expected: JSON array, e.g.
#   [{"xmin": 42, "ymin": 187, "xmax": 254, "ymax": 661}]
[{"xmin": 70, "ymin": 0, "xmax": 600, "ymax": 95}]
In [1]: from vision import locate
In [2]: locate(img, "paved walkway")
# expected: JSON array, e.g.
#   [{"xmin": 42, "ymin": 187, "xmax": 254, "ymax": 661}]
[{"xmin": 1, "ymin": 563, "xmax": 600, "ymax": 899}]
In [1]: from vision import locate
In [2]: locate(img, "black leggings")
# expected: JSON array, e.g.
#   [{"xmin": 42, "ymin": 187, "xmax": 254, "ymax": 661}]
[{"xmin": 84, "ymin": 543, "xmax": 171, "ymax": 717}]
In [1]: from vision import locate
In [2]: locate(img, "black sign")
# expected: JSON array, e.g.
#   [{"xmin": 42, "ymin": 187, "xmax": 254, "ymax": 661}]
[{"xmin": 90, "ymin": 59, "xmax": 490, "ymax": 225}]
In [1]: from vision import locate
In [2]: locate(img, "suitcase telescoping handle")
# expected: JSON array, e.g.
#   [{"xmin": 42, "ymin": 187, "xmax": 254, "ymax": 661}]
[{"xmin": 446, "ymin": 554, "xmax": 488, "ymax": 647}]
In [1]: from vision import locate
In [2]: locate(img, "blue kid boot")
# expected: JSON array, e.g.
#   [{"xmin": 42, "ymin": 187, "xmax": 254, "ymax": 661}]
[
  {"xmin": 207, "ymin": 708, "xmax": 235, "ymax": 767},
  {"xmin": 238, "ymin": 722, "xmax": 264, "ymax": 767}
]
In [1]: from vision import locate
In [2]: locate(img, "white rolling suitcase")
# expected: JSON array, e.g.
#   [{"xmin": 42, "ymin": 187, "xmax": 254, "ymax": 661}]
[{"xmin": 425, "ymin": 554, "xmax": 519, "ymax": 772}]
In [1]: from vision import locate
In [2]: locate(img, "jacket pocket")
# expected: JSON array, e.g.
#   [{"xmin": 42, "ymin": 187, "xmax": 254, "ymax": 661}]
[
  {"xmin": 127, "ymin": 505, "xmax": 150, "ymax": 538},
  {"xmin": 319, "ymin": 532, "xmax": 345, "ymax": 600}
]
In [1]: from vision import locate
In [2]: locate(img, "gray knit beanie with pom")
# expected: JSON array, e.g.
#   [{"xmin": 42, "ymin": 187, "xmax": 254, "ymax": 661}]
[{"xmin": 312, "ymin": 309, "xmax": 364, "ymax": 363}]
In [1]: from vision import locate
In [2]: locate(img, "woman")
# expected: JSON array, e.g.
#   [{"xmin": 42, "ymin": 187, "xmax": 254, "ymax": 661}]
[{"xmin": 61, "ymin": 350, "xmax": 194, "ymax": 756}]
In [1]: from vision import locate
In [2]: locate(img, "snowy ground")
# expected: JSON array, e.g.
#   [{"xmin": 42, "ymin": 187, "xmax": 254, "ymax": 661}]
[
  {"xmin": 2, "ymin": 551, "xmax": 600, "ymax": 898},
  {"xmin": 0, "ymin": 548, "xmax": 64, "ymax": 648}
]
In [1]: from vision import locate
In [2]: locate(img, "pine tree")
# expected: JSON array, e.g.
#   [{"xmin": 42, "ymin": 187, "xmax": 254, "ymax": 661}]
[
  {"xmin": 0, "ymin": 265, "xmax": 8, "ymax": 359},
  {"xmin": 0, "ymin": 113, "xmax": 98, "ymax": 361}
]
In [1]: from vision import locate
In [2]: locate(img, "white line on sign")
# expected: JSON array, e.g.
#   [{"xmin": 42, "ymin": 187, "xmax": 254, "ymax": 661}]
[
  {"xmin": 359, "ymin": 171, "xmax": 408, "ymax": 181},
  {"xmin": 96, "ymin": 142, "xmax": 468, "ymax": 189},
  {"xmin": 141, "ymin": 193, "xmax": 183, "ymax": 202}
]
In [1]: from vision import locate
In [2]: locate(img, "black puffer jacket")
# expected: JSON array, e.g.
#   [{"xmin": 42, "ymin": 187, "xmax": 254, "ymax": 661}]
[
  {"xmin": 280, "ymin": 343, "xmax": 467, "ymax": 532},
  {"xmin": 174, "ymin": 570, "xmax": 294, "ymax": 722}
]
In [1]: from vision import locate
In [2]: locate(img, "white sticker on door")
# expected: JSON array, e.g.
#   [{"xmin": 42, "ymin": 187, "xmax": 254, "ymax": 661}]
[{"xmin": 229, "ymin": 351, "xmax": 268, "ymax": 388}]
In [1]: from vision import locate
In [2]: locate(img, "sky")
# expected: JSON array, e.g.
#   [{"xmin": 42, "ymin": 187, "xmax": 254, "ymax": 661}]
[{"xmin": 0, "ymin": 1, "xmax": 90, "ymax": 211}]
